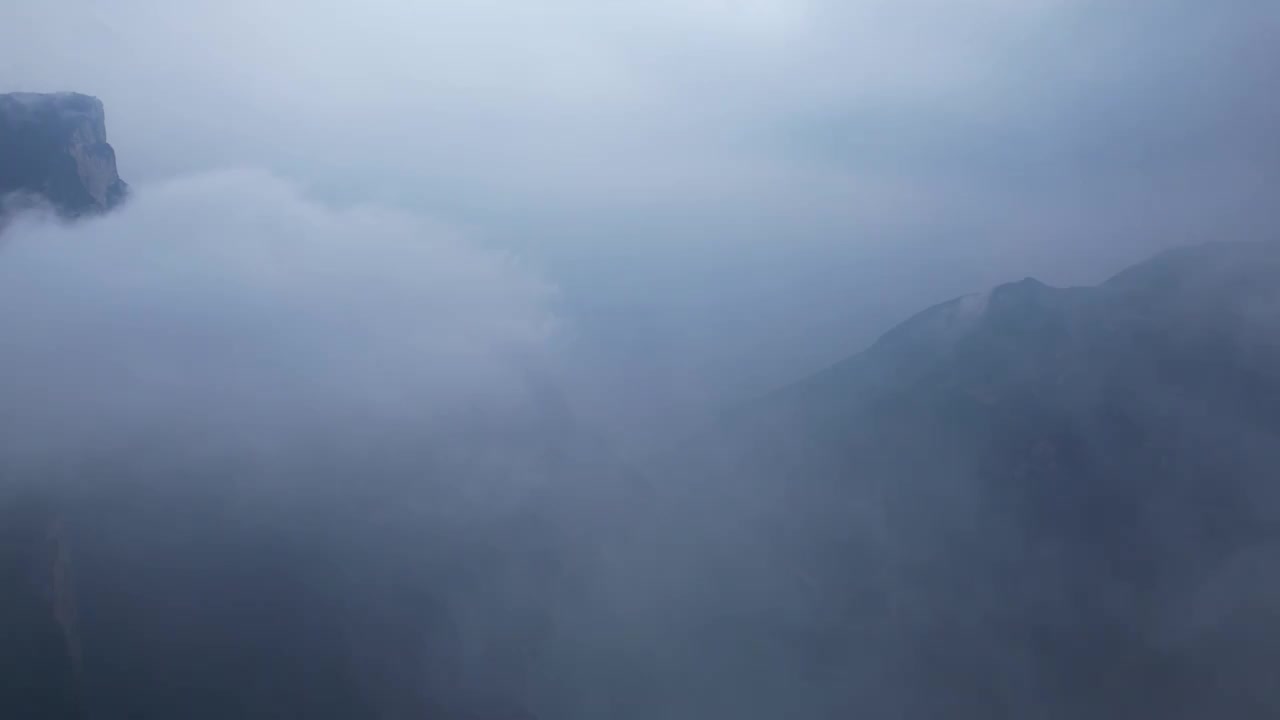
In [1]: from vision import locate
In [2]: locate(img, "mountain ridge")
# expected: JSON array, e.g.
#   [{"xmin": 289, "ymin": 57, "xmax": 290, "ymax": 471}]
[{"xmin": 633, "ymin": 238, "xmax": 1280, "ymax": 719}]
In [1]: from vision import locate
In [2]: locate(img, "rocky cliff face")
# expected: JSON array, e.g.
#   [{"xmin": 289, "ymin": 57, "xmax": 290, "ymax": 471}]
[
  {"xmin": 0, "ymin": 92, "xmax": 128, "ymax": 216},
  {"xmin": 0, "ymin": 494, "xmax": 82, "ymax": 720}
]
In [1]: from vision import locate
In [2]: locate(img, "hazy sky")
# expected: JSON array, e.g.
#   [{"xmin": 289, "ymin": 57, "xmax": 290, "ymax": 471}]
[{"xmin": 3, "ymin": 0, "xmax": 1278, "ymax": 441}]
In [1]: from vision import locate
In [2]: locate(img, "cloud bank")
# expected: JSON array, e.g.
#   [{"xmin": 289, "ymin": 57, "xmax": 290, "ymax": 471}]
[{"xmin": 0, "ymin": 170, "xmax": 557, "ymax": 463}]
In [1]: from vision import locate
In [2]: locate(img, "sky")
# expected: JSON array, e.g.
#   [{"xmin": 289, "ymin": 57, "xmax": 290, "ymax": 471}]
[{"xmin": 2, "ymin": 0, "xmax": 1278, "ymax": 446}]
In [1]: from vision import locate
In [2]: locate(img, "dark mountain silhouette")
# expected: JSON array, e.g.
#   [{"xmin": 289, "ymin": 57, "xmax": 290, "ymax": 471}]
[
  {"xmin": 633, "ymin": 239, "xmax": 1280, "ymax": 718},
  {"xmin": 0, "ymin": 92, "xmax": 127, "ymax": 217}
]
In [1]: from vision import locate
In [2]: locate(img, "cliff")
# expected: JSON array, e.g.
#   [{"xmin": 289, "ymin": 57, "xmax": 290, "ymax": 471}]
[
  {"xmin": 0, "ymin": 92, "xmax": 128, "ymax": 216},
  {"xmin": 0, "ymin": 90, "xmax": 121, "ymax": 720},
  {"xmin": 0, "ymin": 494, "xmax": 82, "ymax": 719}
]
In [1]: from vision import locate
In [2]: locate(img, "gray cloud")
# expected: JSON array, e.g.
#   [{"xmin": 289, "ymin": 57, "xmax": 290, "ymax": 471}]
[{"xmin": 0, "ymin": 169, "xmax": 557, "ymax": 461}]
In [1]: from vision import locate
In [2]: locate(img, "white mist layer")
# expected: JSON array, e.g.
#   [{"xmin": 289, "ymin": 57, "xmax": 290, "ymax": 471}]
[{"xmin": 0, "ymin": 170, "xmax": 558, "ymax": 460}]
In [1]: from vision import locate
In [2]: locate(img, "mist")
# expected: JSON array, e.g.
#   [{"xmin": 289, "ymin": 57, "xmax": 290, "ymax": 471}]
[
  {"xmin": 0, "ymin": 173, "xmax": 623, "ymax": 718},
  {"xmin": 0, "ymin": 170, "xmax": 556, "ymax": 456},
  {"xmin": 3, "ymin": 2, "xmax": 1280, "ymax": 719}
]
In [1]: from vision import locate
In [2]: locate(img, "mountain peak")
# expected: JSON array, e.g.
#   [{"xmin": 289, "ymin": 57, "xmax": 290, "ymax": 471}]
[{"xmin": 0, "ymin": 91, "xmax": 128, "ymax": 217}]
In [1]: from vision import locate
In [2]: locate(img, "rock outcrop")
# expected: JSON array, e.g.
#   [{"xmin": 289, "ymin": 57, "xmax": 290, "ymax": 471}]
[{"xmin": 0, "ymin": 92, "xmax": 128, "ymax": 217}]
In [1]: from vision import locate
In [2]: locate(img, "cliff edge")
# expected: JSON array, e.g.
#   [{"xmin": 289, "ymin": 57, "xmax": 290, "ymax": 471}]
[{"xmin": 0, "ymin": 92, "xmax": 128, "ymax": 216}]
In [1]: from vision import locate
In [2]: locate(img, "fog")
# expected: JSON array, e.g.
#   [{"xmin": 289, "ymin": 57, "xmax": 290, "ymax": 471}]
[
  {"xmin": 5, "ymin": 1, "xmax": 1279, "ymax": 444},
  {"xmin": 3, "ymin": 2, "xmax": 1280, "ymax": 719},
  {"xmin": 0, "ymin": 170, "xmax": 556, "ymax": 458},
  {"xmin": 0, "ymin": 173, "xmax": 620, "ymax": 718}
]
